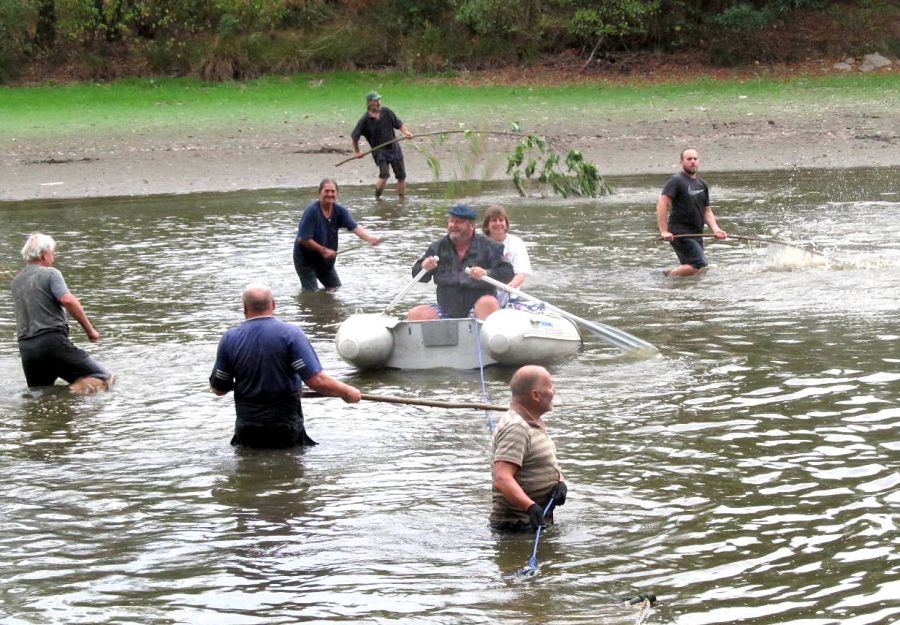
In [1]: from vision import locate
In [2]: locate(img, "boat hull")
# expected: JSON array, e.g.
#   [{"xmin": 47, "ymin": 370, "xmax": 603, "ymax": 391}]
[{"xmin": 335, "ymin": 309, "xmax": 581, "ymax": 370}]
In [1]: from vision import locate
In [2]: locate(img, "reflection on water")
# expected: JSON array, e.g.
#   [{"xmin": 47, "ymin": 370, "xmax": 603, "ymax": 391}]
[{"xmin": 1, "ymin": 167, "xmax": 898, "ymax": 624}]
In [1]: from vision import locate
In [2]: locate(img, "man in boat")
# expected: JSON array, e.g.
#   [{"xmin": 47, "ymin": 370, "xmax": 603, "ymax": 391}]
[
  {"xmin": 407, "ymin": 203, "xmax": 514, "ymax": 320},
  {"xmin": 209, "ymin": 284, "xmax": 362, "ymax": 448},
  {"xmin": 490, "ymin": 365, "xmax": 567, "ymax": 532},
  {"xmin": 656, "ymin": 148, "xmax": 727, "ymax": 276},
  {"xmin": 293, "ymin": 178, "xmax": 383, "ymax": 292},
  {"xmin": 11, "ymin": 233, "xmax": 114, "ymax": 393},
  {"xmin": 351, "ymin": 91, "xmax": 414, "ymax": 200}
]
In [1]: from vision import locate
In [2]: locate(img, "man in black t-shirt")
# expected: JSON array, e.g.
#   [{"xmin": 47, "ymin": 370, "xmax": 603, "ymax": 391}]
[
  {"xmin": 656, "ymin": 148, "xmax": 727, "ymax": 276},
  {"xmin": 351, "ymin": 91, "xmax": 414, "ymax": 200}
]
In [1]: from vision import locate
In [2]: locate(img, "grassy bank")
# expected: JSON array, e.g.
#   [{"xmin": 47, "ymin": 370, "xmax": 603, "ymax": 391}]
[{"xmin": 1, "ymin": 71, "xmax": 897, "ymax": 138}]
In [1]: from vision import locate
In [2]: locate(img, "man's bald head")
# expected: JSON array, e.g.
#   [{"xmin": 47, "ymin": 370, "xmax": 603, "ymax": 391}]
[
  {"xmin": 509, "ymin": 365, "xmax": 555, "ymax": 418},
  {"xmin": 510, "ymin": 365, "xmax": 551, "ymax": 398},
  {"xmin": 242, "ymin": 284, "xmax": 275, "ymax": 316}
]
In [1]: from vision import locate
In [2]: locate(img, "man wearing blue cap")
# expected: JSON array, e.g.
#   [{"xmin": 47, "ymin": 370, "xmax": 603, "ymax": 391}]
[
  {"xmin": 351, "ymin": 91, "xmax": 414, "ymax": 200},
  {"xmin": 408, "ymin": 204, "xmax": 514, "ymax": 320}
]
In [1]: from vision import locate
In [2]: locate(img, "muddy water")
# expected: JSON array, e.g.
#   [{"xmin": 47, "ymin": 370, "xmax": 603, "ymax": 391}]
[{"xmin": 1, "ymin": 167, "xmax": 898, "ymax": 624}]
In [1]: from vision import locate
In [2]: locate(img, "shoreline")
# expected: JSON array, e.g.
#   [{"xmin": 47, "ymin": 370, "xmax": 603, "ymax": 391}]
[{"xmin": 2, "ymin": 93, "xmax": 898, "ymax": 203}]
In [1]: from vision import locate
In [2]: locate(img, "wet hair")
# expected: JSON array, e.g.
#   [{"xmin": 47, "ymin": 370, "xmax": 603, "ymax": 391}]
[
  {"xmin": 481, "ymin": 205, "xmax": 510, "ymax": 236},
  {"xmin": 21, "ymin": 233, "xmax": 56, "ymax": 261},
  {"xmin": 242, "ymin": 284, "xmax": 274, "ymax": 313},
  {"xmin": 680, "ymin": 147, "xmax": 698, "ymax": 161},
  {"xmin": 319, "ymin": 178, "xmax": 339, "ymax": 193},
  {"xmin": 509, "ymin": 365, "xmax": 549, "ymax": 399}
]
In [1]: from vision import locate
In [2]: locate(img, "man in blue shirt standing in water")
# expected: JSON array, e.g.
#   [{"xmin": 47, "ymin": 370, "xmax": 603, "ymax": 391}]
[
  {"xmin": 656, "ymin": 148, "xmax": 727, "ymax": 276},
  {"xmin": 209, "ymin": 284, "xmax": 361, "ymax": 448}
]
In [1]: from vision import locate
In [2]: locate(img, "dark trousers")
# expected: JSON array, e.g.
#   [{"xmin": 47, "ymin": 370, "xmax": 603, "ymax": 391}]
[
  {"xmin": 293, "ymin": 255, "xmax": 341, "ymax": 292},
  {"xmin": 18, "ymin": 331, "xmax": 110, "ymax": 387},
  {"xmin": 232, "ymin": 394, "xmax": 318, "ymax": 449}
]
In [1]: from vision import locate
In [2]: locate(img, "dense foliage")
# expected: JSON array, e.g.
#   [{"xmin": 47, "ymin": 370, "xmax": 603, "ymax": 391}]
[{"xmin": 0, "ymin": 0, "xmax": 896, "ymax": 82}]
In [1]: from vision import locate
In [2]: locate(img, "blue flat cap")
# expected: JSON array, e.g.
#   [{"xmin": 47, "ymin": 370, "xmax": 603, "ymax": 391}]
[{"xmin": 448, "ymin": 204, "xmax": 478, "ymax": 220}]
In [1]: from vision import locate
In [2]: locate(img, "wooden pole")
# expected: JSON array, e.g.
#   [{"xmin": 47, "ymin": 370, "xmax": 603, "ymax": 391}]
[
  {"xmin": 664, "ymin": 233, "xmax": 832, "ymax": 260},
  {"xmin": 335, "ymin": 241, "xmax": 373, "ymax": 256},
  {"xmin": 302, "ymin": 390, "xmax": 508, "ymax": 411},
  {"xmin": 334, "ymin": 129, "xmax": 528, "ymax": 167}
]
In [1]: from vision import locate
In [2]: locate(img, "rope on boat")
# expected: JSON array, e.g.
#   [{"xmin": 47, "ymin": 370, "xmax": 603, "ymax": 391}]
[{"xmin": 472, "ymin": 318, "xmax": 494, "ymax": 431}]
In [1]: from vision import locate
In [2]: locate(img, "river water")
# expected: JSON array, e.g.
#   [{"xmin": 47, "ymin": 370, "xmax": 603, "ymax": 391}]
[{"xmin": 1, "ymin": 167, "xmax": 898, "ymax": 625}]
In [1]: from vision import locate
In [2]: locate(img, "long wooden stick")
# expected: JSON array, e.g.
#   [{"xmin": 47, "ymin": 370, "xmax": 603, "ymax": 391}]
[
  {"xmin": 334, "ymin": 129, "xmax": 528, "ymax": 167},
  {"xmin": 666, "ymin": 233, "xmax": 832, "ymax": 259},
  {"xmin": 335, "ymin": 240, "xmax": 373, "ymax": 256},
  {"xmin": 302, "ymin": 390, "xmax": 508, "ymax": 411}
]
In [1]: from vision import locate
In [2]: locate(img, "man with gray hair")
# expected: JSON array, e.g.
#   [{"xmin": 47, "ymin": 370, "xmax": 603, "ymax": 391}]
[
  {"xmin": 490, "ymin": 365, "xmax": 567, "ymax": 532},
  {"xmin": 11, "ymin": 233, "xmax": 113, "ymax": 393},
  {"xmin": 209, "ymin": 284, "xmax": 362, "ymax": 448}
]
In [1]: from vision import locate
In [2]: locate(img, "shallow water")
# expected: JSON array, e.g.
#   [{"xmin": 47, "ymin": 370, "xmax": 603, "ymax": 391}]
[{"xmin": 1, "ymin": 167, "xmax": 898, "ymax": 625}]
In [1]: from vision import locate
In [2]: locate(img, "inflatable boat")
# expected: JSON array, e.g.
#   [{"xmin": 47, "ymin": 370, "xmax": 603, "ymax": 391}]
[{"xmin": 335, "ymin": 307, "xmax": 582, "ymax": 370}]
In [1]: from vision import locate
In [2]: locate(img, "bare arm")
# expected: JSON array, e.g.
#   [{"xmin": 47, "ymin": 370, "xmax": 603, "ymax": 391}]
[
  {"xmin": 59, "ymin": 292, "xmax": 100, "ymax": 342},
  {"xmin": 399, "ymin": 123, "xmax": 413, "ymax": 139},
  {"xmin": 656, "ymin": 194, "xmax": 673, "ymax": 240},
  {"xmin": 509, "ymin": 273, "xmax": 528, "ymax": 289},
  {"xmin": 704, "ymin": 206, "xmax": 727, "ymax": 238},
  {"xmin": 305, "ymin": 371, "xmax": 361, "ymax": 403},
  {"xmin": 352, "ymin": 138, "xmax": 363, "ymax": 157},
  {"xmin": 298, "ymin": 237, "xmax": 337, "ymax": 260},
  {"xmin": 493, "ymin": 461, "xmax": 535, "ymax": 511},
  {"xmin": 209, "ymin": 386, "xmax": 228, "ymax": 396},
  {"xmin": 353, "ymin": 225, "xmax": 383, "ymax": 246}
]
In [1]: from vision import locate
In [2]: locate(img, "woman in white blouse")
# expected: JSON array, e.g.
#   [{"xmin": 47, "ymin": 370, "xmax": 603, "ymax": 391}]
[{"xmin": 482, "ymin": 205, "xmax": 532, "ymax": 294}]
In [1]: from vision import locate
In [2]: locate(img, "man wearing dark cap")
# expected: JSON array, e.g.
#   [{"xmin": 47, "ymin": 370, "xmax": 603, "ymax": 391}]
[
  {"xmin": 407, "ymin": 204, "xmax": 514, "ymax": 320},
  {"xmin": 351, "ymin": 91, "xmax": 414, "ymax": 200}
]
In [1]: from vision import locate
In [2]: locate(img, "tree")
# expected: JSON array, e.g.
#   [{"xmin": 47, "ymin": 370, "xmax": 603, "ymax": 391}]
[{"xmin": 567, "ymin": 0, "xmax": 659, "ymax": 68}]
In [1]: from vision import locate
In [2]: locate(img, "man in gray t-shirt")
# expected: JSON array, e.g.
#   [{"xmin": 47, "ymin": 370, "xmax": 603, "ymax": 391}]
[{"xmin": 11, "ymin": 233, "xmax": 112, "ymax": 392}]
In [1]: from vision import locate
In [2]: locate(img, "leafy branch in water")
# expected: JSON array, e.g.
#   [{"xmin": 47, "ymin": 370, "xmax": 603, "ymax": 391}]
[{"xmin": 505, "ymin": 132, "xmax": 612, "ymax": 198}]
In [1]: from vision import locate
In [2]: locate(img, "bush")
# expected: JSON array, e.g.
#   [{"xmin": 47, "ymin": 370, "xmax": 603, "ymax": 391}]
[
  {"xmin": 712, "ymin": 3, "xmax": 774, "ymax": 31},
  {"xmin": 707, "ymin": 3, "xmax": 776, "ymax": 65}
]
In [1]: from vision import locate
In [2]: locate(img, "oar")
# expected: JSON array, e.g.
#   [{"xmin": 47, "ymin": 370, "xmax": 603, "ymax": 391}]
[
  {"xmin": 507, "ymin": 497, "xmax": 556, "ymax": 579},
  {"xmin": 382, "ymin": 259, "xmax": 435, "ymax": 316},
  {"xmin": 666, "ymin": 233, "xmax": 833, "ymax": 261},
  {"xmin": 301, "ymin": 390, "xmax": 507, "ymax": 411},
  {"xmin": 473, "ymin": 272, "xmax": 657, "ymax": 354}
]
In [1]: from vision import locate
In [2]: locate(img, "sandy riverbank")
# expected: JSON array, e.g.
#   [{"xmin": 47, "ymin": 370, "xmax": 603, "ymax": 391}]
[{"xmin": 1, "ymin": 92, "xmax": 897, "ymax": 202}]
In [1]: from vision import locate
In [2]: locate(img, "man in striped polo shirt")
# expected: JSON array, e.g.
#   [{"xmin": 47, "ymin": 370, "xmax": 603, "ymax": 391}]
[
  {"xmin": 209, "ymin": 284, "xmax": 361, "ymax": 448},
  {"xmin": 490, "ymin": 365, "xmax": 567, "ymax": 531}
]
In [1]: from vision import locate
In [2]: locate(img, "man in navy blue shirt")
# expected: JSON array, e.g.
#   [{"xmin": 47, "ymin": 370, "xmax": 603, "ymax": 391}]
[
  {"xmin": 656, "ymin": 148, "xmax": 727, "ymax": 277},
  {"xmin": 209, "ymin": 284, "xmax": 361, "ymax": 448},
  {"xmin": 351, "ymin": 91, "xmax": 414, "ymax": 200},
  {"xmin": 293, "ymin": 178, "xmax": 383, "ymax": 292}
]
